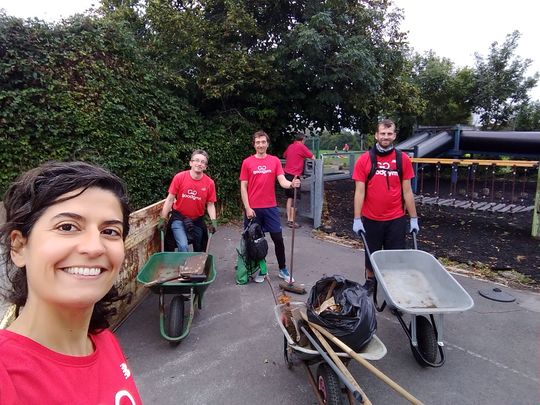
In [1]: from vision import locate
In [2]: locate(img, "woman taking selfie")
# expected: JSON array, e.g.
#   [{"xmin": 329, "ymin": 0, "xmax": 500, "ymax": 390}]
[{"xmin": 0, "ymin": 161, "xmax": 141, "ymax": 404}]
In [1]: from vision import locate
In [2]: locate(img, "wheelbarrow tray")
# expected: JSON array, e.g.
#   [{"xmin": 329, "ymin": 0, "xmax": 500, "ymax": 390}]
[
  {"xmin": 274, "ymin": 302, "xmax": 387, "ymax": 362},
  {"xmin": 136, "ymin": 252, "xmax": 216, "ymax": 295},
  {"xmin": 370, "ymin": 249, "xmax": 474, "ymax": 315}
]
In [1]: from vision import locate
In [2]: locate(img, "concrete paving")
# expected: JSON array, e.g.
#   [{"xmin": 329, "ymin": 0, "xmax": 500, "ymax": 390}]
[{"xmin": 116, "ymin": 219, "xmax": 540, "ymax": 405}]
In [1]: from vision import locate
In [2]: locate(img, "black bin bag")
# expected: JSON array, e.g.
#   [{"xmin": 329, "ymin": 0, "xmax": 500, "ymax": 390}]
[{"xmin": 307, "ymin": 275, "xmax": 377, "ymax": 351}]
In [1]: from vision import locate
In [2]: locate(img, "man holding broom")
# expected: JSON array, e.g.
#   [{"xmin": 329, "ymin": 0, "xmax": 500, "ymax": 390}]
[
  {"xmin": 240, "ymin": 130, "xmax": 301, "ymax": 283},
  {"xmin": 283, "ymin": 131, "xmax": 315, "ymax": 228}
]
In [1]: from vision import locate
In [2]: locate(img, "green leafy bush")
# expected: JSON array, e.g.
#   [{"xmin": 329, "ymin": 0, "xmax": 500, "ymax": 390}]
[{"xmin": 0, "ymin": 15, "xmax": 253, "ymax": 215}]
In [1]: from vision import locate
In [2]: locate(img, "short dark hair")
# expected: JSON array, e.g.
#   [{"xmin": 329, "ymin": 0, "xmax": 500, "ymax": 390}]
[
  {"xmin": 191, "ymin": 149, "xmax": 209, "ymax": 163},
  {"xmin": 377, "ymin": 119, "xmax": 396, "ymax": 131},
  {"xmin": 294, "ymin": 132, "xmax": 305, "ymax": 141},
  {"xmin": 0, "ymin": 161, "xmax": 131, "ymax": 332},
  {"xmin": 252, "ymin": 130, "xmax": 270, "ymax": 143}
]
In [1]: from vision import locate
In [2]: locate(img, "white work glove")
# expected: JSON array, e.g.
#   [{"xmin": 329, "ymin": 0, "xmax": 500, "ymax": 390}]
[
  {"xmin": 353, "ymin": 218, "xmax": 365, "ymax": 234},
  {"xmin": 410, "ymin": 217, "xmax": 420, "ymax": 233}
]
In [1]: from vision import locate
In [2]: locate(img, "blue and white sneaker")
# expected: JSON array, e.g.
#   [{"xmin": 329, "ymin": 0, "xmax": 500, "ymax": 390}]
[{"xmin": 278, "ymin": 267, "xmax": 295, "ymax": 283}]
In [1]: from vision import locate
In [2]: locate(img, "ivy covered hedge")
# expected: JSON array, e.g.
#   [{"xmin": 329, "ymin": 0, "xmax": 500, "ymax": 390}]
[{"xmin": 0, "ymin": 15, "xmax": 255, "ymax": 213}]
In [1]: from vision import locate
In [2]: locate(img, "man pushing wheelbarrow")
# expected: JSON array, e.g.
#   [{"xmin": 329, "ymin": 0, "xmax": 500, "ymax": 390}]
[{"xmin": 352, "ymin": 119, "xmax": 419, "ymax": 293}]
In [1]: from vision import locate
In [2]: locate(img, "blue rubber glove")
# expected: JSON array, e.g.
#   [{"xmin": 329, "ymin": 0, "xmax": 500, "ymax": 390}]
[
  {"xmin": 353, "ymin": 218, "xmax": 365, "ymax": 234},
  {"xmin": 410, "ymin": 217, "xmax": 419, "ymax": 233}
]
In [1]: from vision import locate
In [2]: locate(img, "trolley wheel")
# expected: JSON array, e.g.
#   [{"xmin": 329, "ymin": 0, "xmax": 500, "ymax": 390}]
[
  {"xmin": 316, "ymin": 363, "xmax": 344, "ymax": 405},
  {"xmin": 168, "ymin": 295, "xmax": 185, "ymax": 346},
  {"xmin": 409, "ymin": 315, "xmax": 437, "ymax": 366},
  {"xmin": 283, "ymin": 336, "xmax": 293, "ymax": 369}
]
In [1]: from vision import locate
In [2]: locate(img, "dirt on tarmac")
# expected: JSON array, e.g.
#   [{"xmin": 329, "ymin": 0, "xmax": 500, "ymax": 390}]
[{"xmin": 321, "ymin": 179, "xmax": 540, "ymax": 285}]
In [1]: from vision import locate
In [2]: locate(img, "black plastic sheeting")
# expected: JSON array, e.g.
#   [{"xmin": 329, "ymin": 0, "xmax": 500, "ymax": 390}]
[{"xmin": 307, "ymin": 275, "xmax": 377, "ymax": 352}]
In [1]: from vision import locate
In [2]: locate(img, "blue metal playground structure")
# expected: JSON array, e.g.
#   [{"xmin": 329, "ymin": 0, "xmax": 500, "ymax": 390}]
[{"xmin": 297, "ymin": 126, "xmax": 540, "ymax": 237}]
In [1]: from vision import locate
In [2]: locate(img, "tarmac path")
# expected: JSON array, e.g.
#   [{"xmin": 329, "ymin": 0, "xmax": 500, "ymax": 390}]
[{"xmin": 116, "ymin": 221, "xmax": 539, "ymax": 404}]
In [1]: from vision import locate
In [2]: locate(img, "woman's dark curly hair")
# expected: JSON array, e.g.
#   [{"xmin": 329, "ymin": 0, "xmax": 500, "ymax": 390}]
[{"xmin": 0, "ymin": 161, "xmax": 131, "ymax": 333}]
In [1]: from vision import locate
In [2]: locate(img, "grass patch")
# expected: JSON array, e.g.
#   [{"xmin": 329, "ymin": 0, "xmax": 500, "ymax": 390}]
[{"xmin": 439, "ymin": 256, "xmax": 536, "ymax": 287}]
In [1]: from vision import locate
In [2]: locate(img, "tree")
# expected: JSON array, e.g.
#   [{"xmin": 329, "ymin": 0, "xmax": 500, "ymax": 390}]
[
  {"xmin": 512, "ymin": 101, "xmax": 540, "ymax": 131},
  {"xmin": 319, "ymin": 129, "xmax": 360, "ymax": 151},
  {"xmin": 471, "ymin": 31, "xmax": 539, "ymax": 130},
  {"xmin": 410, "ymin": 51, "xmax": 474, "ymax": 126},
  {"xmin": 136, "ymin": 0, "xmax": 421, "ymax": 141},
  {"xmin": 0, "ymin": 14, "xmax": 191, "ymax": 207},
  {"xmin": 276, "ymin": 0, "xmax": 421, "ymax": 134}
]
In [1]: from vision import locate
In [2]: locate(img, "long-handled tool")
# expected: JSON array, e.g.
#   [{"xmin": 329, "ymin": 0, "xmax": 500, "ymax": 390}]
[
  {"xmin": 306, "ymin": 318, "xmax": 424, "ymax": 405},
  {"xmin": 307, "ymin": 324, "xmax": 371, "ymax": 404},
  {"xmin": 145, "ymin": 231, "xmax": 213, "ymax": 287},
  {"xmin": 279, "ymin": 180, "xmax": 306, "ymax": 294},
  {"xmin": 299, "ymin": 325, "xmax": 364, "ymax": 403}
]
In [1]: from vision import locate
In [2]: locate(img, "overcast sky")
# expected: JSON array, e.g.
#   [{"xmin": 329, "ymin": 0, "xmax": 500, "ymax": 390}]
[
  {"xmin": 1, "ymin": 0, "xmax": 539, "ymax": 99},
  {"xmin": 393, "ymin": 0, "xmax": 540, "ymax": 99},
  {"xmin": 0, "ymin": 0, "xmax": 96, "ymax": 21}
]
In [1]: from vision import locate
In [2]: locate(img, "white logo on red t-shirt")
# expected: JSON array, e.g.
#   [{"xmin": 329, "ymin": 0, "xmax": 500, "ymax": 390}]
[
  {"xmin": 253, "ymin": 165, "xmax": 272, "ymax": 174},
  {"xmin": 120, "ymin": 362, "xmax": 131, "ymax": 379},
  {"xmin": 375, "ymin": 160, "xmax": 399, "ymax": 177},
  {"xmin": 181, "ymin": 189, "xmax": 202, "ymax": 200},
  {"xmin": 115, "ymin": 390, "xmax": 136, "ymax": 405}
]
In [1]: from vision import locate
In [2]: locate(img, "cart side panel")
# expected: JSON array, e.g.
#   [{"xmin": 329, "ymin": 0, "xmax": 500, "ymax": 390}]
[
  {"xmin": 137, "ymin": 252, "xmax": 216, "ymax": 295},
  {"xmin": 371, "ymin": 250, "xmax": 474, "ymax": 314}
]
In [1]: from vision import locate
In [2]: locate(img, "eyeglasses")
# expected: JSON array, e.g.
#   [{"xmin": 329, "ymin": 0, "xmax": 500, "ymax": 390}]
[{"xmin": 191, "ymin": 158, "xmax": 207, "ymax": 165}]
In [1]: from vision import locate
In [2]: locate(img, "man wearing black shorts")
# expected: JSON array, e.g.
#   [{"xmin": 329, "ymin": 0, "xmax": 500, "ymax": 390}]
[
  {"xmin": 352, "ymin": 119, "xmax": 419, "ymax": 293},
  {"xmin": 283, "ymin": 132, "xmax": 314, "ymax": 228}
]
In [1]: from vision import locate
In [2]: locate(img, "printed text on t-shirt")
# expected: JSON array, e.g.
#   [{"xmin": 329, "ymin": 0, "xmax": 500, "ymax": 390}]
[
  {"xmin": 181, "ymin": 189, "xmax": 202, "ymax": 201},
  {"xmin": 375, "ymin": 160, "xmax": 398, "ymax": 176},
  {"xmin": 253, "ymin": 165, "xmax": 272, "ymax": 175}
]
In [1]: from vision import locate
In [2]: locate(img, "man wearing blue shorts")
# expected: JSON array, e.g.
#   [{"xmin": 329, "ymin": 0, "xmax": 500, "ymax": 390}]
[{"xmin": 240, "ymin": 130, "xmax": 301, "ymax": 283}]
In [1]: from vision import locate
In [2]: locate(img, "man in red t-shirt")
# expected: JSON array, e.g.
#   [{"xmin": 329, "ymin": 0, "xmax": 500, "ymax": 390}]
[
  {"xmin": 160, "ymin": 149, "xmax": 218, "ymax": 252},
  {"xmin": 352, "ymin": 119, "xmax": 419, "ymax": 293},
  {"xmin": 283, "ymin": 132, "xmax": 315, "ymax": 228},
  {"xmin": 240, "ymin": 130, "xmax": 301, "ymax": 283}
]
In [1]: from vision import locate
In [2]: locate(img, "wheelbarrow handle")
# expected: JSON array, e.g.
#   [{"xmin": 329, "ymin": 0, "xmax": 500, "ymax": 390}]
[
  {"xmin": 357, "ymin": 230, "xmax": 371, "ymax": 257},
  {"xmin": 299, "ymin": 326, "xmax": 363, "ymax": 402},
  {"xmin": 307, "ymin": 320, "xmax": 424, "ymax": 405},
  {"xmin": 160, "ymin": 229, "xmax": 165, "ymax": 252},
  {"xmin": 411, "ymin": 230, "xmax": 418, "ymax": 250},
  {"xmin": 205, "ymin": 231, "xmax": 213, "ymax": 253},
  {"xmin": 360, "ymin": 229, "xmax": 418, "ymax": 251}
]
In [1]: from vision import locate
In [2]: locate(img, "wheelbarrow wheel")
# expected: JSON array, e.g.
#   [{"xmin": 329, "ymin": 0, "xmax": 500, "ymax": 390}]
[
  {"xmin": 316, "ymin": 363, "xmax": 344, "ymax": 405},
  {"xmin": 168, "ymin": 295, "xmax": 184, "ymax": 346},
  {"xmin": 409, "ymin": 315, "xmax": 437, "ymax": 366}
]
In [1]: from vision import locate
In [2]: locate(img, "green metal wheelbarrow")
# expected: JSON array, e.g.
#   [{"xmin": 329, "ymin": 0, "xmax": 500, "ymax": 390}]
[{"xmin": 136, "ymin": 250, "xmax": 216, "ymax": 346}]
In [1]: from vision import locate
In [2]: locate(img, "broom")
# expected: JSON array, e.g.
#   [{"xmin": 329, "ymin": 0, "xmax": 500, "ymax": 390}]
[{"xmin": 279, "ymin": 178, "xmax": 306, "ymax": 294}]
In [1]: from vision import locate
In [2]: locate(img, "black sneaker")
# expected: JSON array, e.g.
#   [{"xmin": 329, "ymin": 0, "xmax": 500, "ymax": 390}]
[{"xmin": 363, "ymin": 278, "xmax": 375, "ymax": 296}]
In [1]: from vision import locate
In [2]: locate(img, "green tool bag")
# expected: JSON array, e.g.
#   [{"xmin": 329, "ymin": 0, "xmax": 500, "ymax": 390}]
[{"xmin": 235, "ymin": 238, "xmax": 267, "ymax": 285}]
